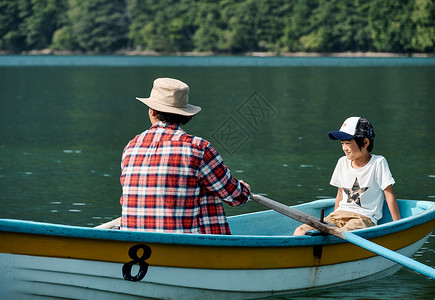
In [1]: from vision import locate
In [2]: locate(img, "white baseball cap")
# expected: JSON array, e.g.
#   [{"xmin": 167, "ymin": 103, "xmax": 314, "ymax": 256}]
[{"xmin": 328, "ymin": 117, "xmax": 375, "ymax": 140}]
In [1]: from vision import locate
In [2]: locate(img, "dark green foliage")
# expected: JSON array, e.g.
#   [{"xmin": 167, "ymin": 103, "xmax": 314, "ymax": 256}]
[
  {"xmin": 368, "ymin": 0, "xmax": 416, "ymax": 52},
  {"xmin": 192, "ymin": 2, "xmax": 222, "ymax": 52},
  {"xmin": 411, "ymin": 0, "xmax": 435, "ymax": 52},
  {"xmin": 127, "ymin": 0, "xmax": 196, "ymax": 52},
  {"xmin": 0, "ymin": 0, "xmax": 434, "ymax": 53},
  {"xmin": 0, "ymin": 0, "xmax": 66, "ymax": 51},
  {"xmin": 67, "ymin": 0, "xmax": 129, "ymax": 52},
  {"xmin": 0, "ymin": 0, "xmax": 24, "ymax": 51}
]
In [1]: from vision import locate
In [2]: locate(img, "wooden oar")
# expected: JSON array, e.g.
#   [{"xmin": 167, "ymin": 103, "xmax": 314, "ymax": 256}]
[
  {"xmin": 251, "ymin": 193, "xmax": 435, "ymax": 279},
  {"xmin": 94, "ymin": 217, "xmax": 121, "ymax": 229}
]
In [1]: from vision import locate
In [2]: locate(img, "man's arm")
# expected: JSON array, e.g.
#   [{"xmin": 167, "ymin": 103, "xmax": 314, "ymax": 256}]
[{"xmin": 199, "ymin": 145, "xmax": 250, "ymax": 206}]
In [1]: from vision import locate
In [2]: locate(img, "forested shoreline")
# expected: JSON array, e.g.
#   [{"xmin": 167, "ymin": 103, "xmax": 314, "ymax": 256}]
[{"xmin": 1, "ymin": 0, "xmax": 434, "ymax": 55}]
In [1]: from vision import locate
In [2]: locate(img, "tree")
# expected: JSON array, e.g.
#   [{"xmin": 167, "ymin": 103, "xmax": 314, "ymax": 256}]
[
  {"xmin": 219, "ymin": 0, "xmax": 261, "ymax": 52},
  {"xmin": 0, "ymin": 0, "xmax": 67, "ymax": 52},
  {"xmin": 256, "ymin": 0, "xmax": 291, "ymax": 52},
  {"xmin": 23, "ymin": 0, "xmax": 67, "ymax": 49},
  {"xmin": 127, "ymin": 0, "xmax": 195, "ymax": 52},
  {"xmin": 411, "ymin": 0, "xmax": 435, "ymax": 52},
  {"xmin": 368, "ymin": 0, "xmax": 415, "ymax": 52},
  {"xmin": 352, "ymin": 0, "xmax": 373, "ymax": 52},
  {"xmin": 68, "ymin": 0, "xmax": 129, "ymax": 52},
  {"xmin": 0, "ymin": 0, "xmax": 25, "ymax": 51},
  {"xmin": 290, "ymin": 0, "xmax": 372, "ymax": 52},
  {"xmin": 2, "ymin": 0, "xmax": 435, "ymax": 54},
  {"xmin": 192, "ymin": 2, "xmax": 221, "ymax": 52},
  {"xmin": 281, "ymin": 0, "xmax": 317, "ymax": 52},
  {"xmin": 126, "ymin": 0, "xmax": 152, "ymax": 49}
]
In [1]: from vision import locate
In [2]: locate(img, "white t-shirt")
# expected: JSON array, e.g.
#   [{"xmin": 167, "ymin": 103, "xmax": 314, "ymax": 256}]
[{"xmin": 330, "ymin": 154, "xmax": 395, "ymax": 224}]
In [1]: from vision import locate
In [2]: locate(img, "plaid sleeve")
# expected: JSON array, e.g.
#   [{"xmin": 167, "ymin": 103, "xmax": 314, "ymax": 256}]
[
  {"xmin": 198, "ymin": 144, "xmax": 250, "ymax": 206},
  {"xmin": 119, "ymin": 142, "xmax": 131, "ymax": 205}
]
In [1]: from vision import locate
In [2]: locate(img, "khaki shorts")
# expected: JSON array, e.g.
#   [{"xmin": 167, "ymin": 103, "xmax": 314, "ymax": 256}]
[{"xmin": 297, "ymin": 210, "xmax": 375, "ymax": 233}]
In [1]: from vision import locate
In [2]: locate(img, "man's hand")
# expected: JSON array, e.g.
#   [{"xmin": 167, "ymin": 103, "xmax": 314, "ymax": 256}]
[{"xmin": 239, "ymin": 180, "xmax": 251, "ymax": 194}]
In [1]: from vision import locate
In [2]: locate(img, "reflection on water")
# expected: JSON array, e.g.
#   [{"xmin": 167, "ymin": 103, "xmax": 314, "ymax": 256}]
[{"xmin": 0, "ymin": 56, "xmax": 434, "ymax": 298}]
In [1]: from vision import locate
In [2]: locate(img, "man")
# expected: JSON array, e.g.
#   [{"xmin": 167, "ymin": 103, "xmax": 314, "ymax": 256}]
[{"xmin": 120, "ymin": 78, "xmax": 251, "ymax": 234}]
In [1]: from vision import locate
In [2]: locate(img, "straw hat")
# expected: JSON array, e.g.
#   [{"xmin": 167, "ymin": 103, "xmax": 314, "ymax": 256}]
[{"xmin": 136, "ymin": 78, "xmax": 201, "ymax": 116}]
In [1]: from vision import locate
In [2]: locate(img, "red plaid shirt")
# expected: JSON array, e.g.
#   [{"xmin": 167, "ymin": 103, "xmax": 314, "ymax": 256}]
[{"xmin": 120, "ymin": 122, "xmax": 250, "ymax": 234}]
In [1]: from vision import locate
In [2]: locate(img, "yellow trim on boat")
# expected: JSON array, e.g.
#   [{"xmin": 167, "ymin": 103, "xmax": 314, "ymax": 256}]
[{"xmin": 0, "ymin": 220, "xmax": 433, "ymax": 269}]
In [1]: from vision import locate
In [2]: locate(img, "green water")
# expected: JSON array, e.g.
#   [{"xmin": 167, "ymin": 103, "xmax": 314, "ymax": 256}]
[{"xmin": 0, "ymin": 56, "xmax": 434, "ymax": 298}]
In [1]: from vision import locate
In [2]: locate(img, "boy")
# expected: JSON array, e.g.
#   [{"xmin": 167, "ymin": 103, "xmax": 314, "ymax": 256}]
[{"xmin": 294, "ymin": 116, "xmax": 400, "ymax": 236}]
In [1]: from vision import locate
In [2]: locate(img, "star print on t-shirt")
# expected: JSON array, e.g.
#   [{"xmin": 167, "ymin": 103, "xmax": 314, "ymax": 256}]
[{"xmin": 343, "ymin": 178, "xmax": 368, "ymax": 206}]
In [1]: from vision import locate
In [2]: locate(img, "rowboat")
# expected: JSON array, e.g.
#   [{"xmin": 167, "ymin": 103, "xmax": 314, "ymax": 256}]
[{"xmin": 0, "ymin": 197, "xmax": 434, "ymax": 299}]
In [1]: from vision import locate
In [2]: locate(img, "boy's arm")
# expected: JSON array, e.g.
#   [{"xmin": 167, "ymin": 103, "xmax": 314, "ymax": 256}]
[
  {"xmin": 384, "ymin": 185, "xmax": 401, "ymax": 221},
  {"xmin": 334, "ymin": 188, "xmax": 342, "ymax": 210}
]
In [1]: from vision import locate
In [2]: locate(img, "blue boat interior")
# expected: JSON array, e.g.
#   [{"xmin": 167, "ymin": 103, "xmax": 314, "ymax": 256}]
[
  {"xmin": 228, "ymin": 198, "xmax": 432, "ymax": 236},
  {"xmin": 0, "ymin": 198, "xmax": 432, "ymax": 247}
]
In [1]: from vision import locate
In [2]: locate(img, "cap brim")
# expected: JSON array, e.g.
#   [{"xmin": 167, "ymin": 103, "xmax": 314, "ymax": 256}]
[
  {"xmin": 136, "ymin": 97, "xmax": 201, "ymax": 116},
  {"xmin": 328, "ymin": 131, "xmax": 355, "ymax": 140}
]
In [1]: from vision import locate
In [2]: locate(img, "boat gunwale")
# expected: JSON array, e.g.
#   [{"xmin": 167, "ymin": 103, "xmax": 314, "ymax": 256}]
[{"xmin": 0, "ymin": 199, "xmax": 434, "ymax": 248}]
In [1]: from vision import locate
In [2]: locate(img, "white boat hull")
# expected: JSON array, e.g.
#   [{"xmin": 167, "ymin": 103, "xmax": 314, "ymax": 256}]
[{"xmin": 0, "ymin": 235, "xmax": 428, "ymax": 300}]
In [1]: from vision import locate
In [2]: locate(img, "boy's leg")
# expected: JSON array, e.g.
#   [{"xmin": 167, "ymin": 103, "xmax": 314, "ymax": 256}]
[
  {"xmin": 293, "ymin": 210, "xmax": 374, "ymax": 235},
  {"xmin": 324, "ymin": 210, "xmax": 375, "ymax": 231},
  {"xmin": 293, "ymin": 224, "xmax": 315, "ymax": 235},
  {"xmin": 341, "ymin": 214, "xmax": 375, "ymax": 231},
  {"xmin": 324, "ymin": 211, "xmax": 347, "ymax": 227}
]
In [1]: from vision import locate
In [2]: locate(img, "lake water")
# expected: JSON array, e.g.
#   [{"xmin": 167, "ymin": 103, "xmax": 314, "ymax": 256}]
[{"xmin": 0, "ymin": 55, "xmax": 434, "ymax": 299}]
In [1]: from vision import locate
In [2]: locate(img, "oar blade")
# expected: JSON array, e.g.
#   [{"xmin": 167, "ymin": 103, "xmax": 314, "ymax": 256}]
[{"xmin": 343, "ymin": 232, "xmax": 435, "ymax": 280}]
